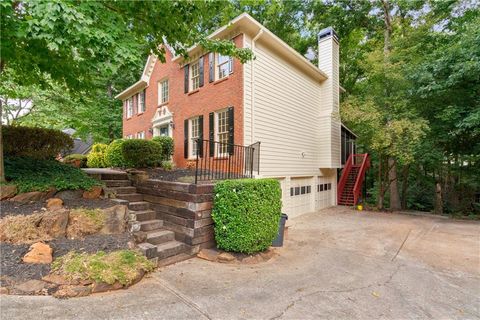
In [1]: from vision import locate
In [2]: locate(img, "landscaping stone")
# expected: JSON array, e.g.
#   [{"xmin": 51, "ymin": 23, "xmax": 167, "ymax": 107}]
[
  {"xmin": 197, "ymin": 248, "xmax": 219, "ymax": 262},
  {"xmin": 242, "ymin": 255, "xmax": 264, "ymax": 264},
  {"xmin": 23, "ymin": 242, "xmax": 53, "ymax": 264},
  {"xmin": 0, "ymin": 185, "xmax": 17, "ymax": 200},
  {"xmin": 46, "ymin": 198, "xmax": 63, "ymax": 210},
  {"xmin": 40, "ymin": 210, "xmax": 69, "ymax": 238},
  {"xmin": 0, "ymin": 287, "xmax": 8, "ymax": 295},
  {"xmin": 53, "ymin": 285, "xmax": 92, "ymax": 298},
  {"xmin": 45, "ymin": 187, "xmax": 57, "ymax": 199},
  {"xmin": 56, "ymin": 190, "xmax": 83, "ymax": 200},
  {"xmin": 83, "ymin": 186, "xmax": 103, "ymax": 199},
  {"xmin": 14, "ymin": 279, "xmax": 46, "ymax": 294},
  {"xmin": 130, "ymin": 269, "xmax": 145, "ymax": 286},
  {"xmin": 91, "ymin": 281, "xmax": 123, "ymax": 293},
  {"xmin": 133, "ymin": 231, "xmax": 147, "ymax": 243},
  {"xmin": 99, "ymin": 205, "xmax": 128, "ymax": 234},
  {"xmin": 42, "ymin": 274, "xmax": 73, "ymax": 286},
  {"xmin": 10, "ymin": 191, "xmax": 46, "ymax": 203},
  {"xmin": 218, "ymin": 252, "xmax": 235, "ymax": 263}
]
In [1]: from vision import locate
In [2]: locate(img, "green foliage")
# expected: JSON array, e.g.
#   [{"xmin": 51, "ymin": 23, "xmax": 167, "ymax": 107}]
[
  {"xmin": 104, "ymin": 139, "xmax": 130, "ymax": 168},
  {"xmin": 151, "ymin": 136, "xmax": 174, "ymax": 161},
  {"xmin": 4, "ymin": 157, "xmax": 101, "ymax": 193},
  {"xmin": 87, "ymin": 143, "xmax": 108, "ymax": 168},
  {"xmin": 64, "ymin": 154, "xmax": 88, "ymax": 168},
  {"xmin": 212, "ymin": 179, "xmax": 282, "ymax": 254},
  {"xmin": 51, "ymin": 250, "xmax": 155, "ymax": 286},
  {"xmin": 161, "ymin": 160, "xmax": 174, "ymax": 171},
  {"xmin": 3, "ymin": 125, "xmax": 73, "ymax": 160},
  {"xmin": 121, "ymin": 139, "xmax": 162, "ymax": 168}
]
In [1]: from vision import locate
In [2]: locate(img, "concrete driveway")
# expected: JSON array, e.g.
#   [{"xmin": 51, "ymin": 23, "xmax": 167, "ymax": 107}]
[{"xmin": 2, "ymin": 207, "xmax": 479, "ymax": 319}]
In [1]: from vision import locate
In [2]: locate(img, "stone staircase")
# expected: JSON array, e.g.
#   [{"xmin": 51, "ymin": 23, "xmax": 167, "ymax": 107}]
[{"xmin": 88, "ymin": 170, "xmax": 191, "ymax": 265}]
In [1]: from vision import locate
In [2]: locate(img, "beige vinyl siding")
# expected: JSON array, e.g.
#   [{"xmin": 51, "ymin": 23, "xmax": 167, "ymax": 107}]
[{"xmin": 243, "ymin": 36, "xmax": 253, "ymax": 146}]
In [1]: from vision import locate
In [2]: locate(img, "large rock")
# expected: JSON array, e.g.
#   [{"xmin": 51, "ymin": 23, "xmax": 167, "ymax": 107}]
[
  {"xmin": 99, "ymin": 205, "xmax": 128, "ymax": 234},
  {"xmin": 40, "ymin": 210, "xmax": 69, "ymax": 238},
  {"xmin": 197, "ymin": 248, "xmax": 219, "ymax": 262},
  {"xmin": 42, "ymin": 274, "xmax": 73, "ymax": 286},
  {"xmin": 0, "ymin": 185, "xmax": 17, "ymax": 200},
  {"xmin": 218, "ymin": 252, "xmax": 235, "ymax": 263},
  {"xmin": 14, "ymin": 280, "xmax": 46, "ymax": 294},
  {"xmin": 46, "ymin": 198, "xmax": 63, "ymax": 210},
  {"xmin": 23, "ymin": 242, "xmax": 53, "ymax": 264},
  {"xmin": 91, "ymin": 281, "xmax": 123, "ymax": 293},
  {"xmin": 10, "ymin": 191, "xmax": 46, "ymax": 202},
  {"xmin": 53, "ymin": 285, "xmax": 92, "ymax": 298},
  {"xmin": 83, "ymin": 186, "xmax": 102, "ymax": 199},
  {"xmin": 56, "ymin": 189, "xmax": 83, "ymax": 200}
]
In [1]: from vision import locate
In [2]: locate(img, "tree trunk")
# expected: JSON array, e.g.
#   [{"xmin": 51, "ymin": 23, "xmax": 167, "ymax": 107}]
[
  {"xmin": 401, "ymin": 164, "xmax": 409, "ymax": 210},
  {"xmin": 388, "ymin": 158, "xmax": 401, "ymax": 210},
  {"xmin": 377, "ymin": 155, "xmax": 385, "ymax": 210},
  {"xmin": 0, "ymin": 60, "xmax": 5, "ymax": 183},
  {"xmin": 434, "ymin": 181, "xmax": 443, "ymax": 215}
]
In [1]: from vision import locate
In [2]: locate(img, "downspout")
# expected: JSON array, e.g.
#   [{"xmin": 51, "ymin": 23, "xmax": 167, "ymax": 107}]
[{"xmin": 250, "ymin": 28, "xmax": 263, "ymax": 145}]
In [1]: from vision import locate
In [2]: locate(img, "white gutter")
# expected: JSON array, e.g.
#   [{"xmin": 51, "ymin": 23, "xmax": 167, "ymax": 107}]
[{"xmin": 250, "ymin": 28, "xmax": 264, "ymax": 144}]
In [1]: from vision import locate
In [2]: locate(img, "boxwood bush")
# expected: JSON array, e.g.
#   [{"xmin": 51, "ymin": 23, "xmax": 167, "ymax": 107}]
[
  {"xmin": 3, "ymin": 125, "xmax": 73, "ymax": 159},
  {"xmin": 104, "ymin": 139, "xmax": 130, "ymax": 168},
  {"xmin": 152, "ymin": 136, "xmax": 174, "ymax": 161},
  {"xmin": 212, "ymin": 179, "xmax": 282, "ymax": 254},
  {"xmin": 4, "ymin": 157, "xmax": 102, "ymax": 193},
  {"xmin": 87, "ymin": 143, "xmax": 108, "ymax": 168},
  {"xmin": 121, "ymin": 139, "xmax": 162, "ymax": 168}
]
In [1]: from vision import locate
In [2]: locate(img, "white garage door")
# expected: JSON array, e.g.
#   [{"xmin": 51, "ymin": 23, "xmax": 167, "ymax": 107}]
[
  {"xmin": 288, "ymin": 177, "xmax": 314, "ymax": 217},
  {"xmin": 315, "ymin": 176, "xmax": 334, "ymax": 210}
]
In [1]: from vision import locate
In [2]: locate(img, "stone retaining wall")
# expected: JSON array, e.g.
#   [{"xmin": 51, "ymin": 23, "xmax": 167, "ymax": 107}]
[{"xmin": 135, "ymin": 179, "xmax": 215, "ymax": 253}]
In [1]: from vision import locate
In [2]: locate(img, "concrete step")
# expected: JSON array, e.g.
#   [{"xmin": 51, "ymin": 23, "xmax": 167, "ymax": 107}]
[
  {"xmin": 146, "ymin": 229, "xmax": 175, "ymax": 245},
  {"xmin": 132, "ymin": 210, "xmax": 156, "ymax": 222},
  {"xmin": 129, "ymin": 201, "xmax": 150, "ymax": 211},
  {"xmin": 103, "ymin": 180, "xmax": 132, "ymax": 187},
  {"xmin": 156, "ymin": 241, "xmax": 187, "ymax": 260},
  {"xmin": 138, "ymin": 219, "xmax": 163, "ymax": 231},
  {"xmin": 112, "ymin": 186, "xmax": 137, "ymax": 194},
  {"xmin": 117, "ymin": 193, "xmax": 144, "ymax": 202}
]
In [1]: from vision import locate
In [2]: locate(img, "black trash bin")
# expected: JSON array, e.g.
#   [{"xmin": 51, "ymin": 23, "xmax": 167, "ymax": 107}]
[{"xmin": 272, "ymin": 213, "xmax": 288, "ymax": 247}]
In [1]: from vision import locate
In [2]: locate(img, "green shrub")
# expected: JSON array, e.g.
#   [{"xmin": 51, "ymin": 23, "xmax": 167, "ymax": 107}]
[
  {"xmin": 4, "ymin": 156, "xmax": 102, "ymax": 193},
  {"xmin": 212, "ymin": 179, "xmax": 282, "ymax": 254},
  {"xmin": 152, "ymin": 136, "xmax": 174, "ymax": 160},
  {"xmin": 121, "ymin": 139, "xmax": 162, "ymax": 168},
  {"xmin": 161, "ymin": 160, "xmax": 174, "ymax": 170},
  {"xmin": 64, "ymin": 154, "xmax": 88, "ymax": 168},
  {"xmin": 87, "ymin": 143, "xmax": 108, "ymax": 168},
  {"xmin": 104, "ymin": 139, "xmax": 130, "ymax": 168},
  {"xmin": 3, "ymin": 126, "xmax": 73, "ymax": 160}
]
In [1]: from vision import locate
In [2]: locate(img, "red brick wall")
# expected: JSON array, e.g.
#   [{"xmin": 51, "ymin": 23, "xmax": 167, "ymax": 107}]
[{"xmin": 122, "ymin": 34, "xmax": 244, "ymax": 169}]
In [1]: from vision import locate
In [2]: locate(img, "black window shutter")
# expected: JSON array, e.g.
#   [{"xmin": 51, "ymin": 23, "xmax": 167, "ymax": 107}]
[
  {"xmin": 199, "ymin": 57, "xmax": 204, "ymax": 87},
  {"xmin": 198, "ymin": 115, "xmax": 204, "ymax": 157},
  {"xmin": 184, "ymin": 119, "xmax": 189, "ymax": 158},
  {"xmin": 184, "ymin": 64, "xmax": 189, "ymax": 93},
  {"xmin": 229, "ymin": 57, "xmax": 234, "ymax": 74},
  {"xmin": 208, "ymin": 53, "xmax": 214, "ymax": 83},
  {"xmin": 228, "ymin": 107, "xmax": 234, "ymax": 154},
  {"xmin": 209, "ymin": 112, "xmax": 214, "ymax": 157}
]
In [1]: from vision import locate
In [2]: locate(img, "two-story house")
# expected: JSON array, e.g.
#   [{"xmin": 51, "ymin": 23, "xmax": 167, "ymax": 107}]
[{"xmin": 116, "ymin": 13, "xmax": 358, "ymax": 218}]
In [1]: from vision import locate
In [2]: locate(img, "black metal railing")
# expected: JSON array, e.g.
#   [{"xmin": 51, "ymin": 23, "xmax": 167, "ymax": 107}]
[{"xmin": 194, "ymin": 139, "xmax": 260, "ymax": 183}]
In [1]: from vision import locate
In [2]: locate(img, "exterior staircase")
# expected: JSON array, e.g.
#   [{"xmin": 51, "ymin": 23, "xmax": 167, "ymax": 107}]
[
  {"xmin": 337, "ymin": 154, "xmax": 370, "ymax": 206},
  {"xmin": 88, "ymin": 170, "xmax": 191, "ymax": 265}
]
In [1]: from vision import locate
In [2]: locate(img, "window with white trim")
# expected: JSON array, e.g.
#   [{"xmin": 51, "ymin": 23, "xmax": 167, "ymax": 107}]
[
  {"xmin": 126, "ymin": 98, "xmax": 133, "ymax": 118},
  {"xmin": 189, "ymin": 117, "xmax": 200, "ymax": 158},
  {"xmin": 215, "ymin": 109, "xmax": 229, "ymax": 156},
  {"xmin": 138, "ymin": 91, "xmax": 145, "ymax": 113},
  {"xmin": 190, "ymin": 61, "xmax": 200, "ymax": 91},
  {"xmin": 216, "ymin": 53, "xmax": 230, "ymax": 80},
  {"xmin": 158, "ymin": 79, "xmax": 169, "ymax": 104},
  {"xmin": 136, "ymin": 131, "xmax": 145, "ymax": 139},
  {"xmin": 126, "ymin": 134, "xmax": 134, "ymax": 139}
]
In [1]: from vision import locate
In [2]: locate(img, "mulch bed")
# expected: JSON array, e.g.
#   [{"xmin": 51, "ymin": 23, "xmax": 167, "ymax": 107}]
[
  {"xmin": 0, "ymin": 198, "xmax": 117, "ymax": 218},
  {"xmin": 0, "ymin": 233, "xmax": 130, "ymax": 284}
]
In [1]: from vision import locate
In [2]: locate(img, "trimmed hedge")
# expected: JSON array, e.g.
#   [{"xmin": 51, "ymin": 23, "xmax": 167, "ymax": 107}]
[
  {"xmin": 104, "ymin": 139, "xmax": 130, "ymax": 168},
  {"xmin": 152, "ymin": 136, "xmax": 174, "ymax": 161},
  {"xmin": 87, "ymin": 143, "xmax": 108, "ymax": 168},
  {"xmin": 3, "ymin": 126, "xmax": 73, "ymax": 159},
  {"xmin": 4, "ymin": 157, "xmax": 101, "ymax": 193},
  {"xmin": 121, "ymin": 139, "xmax": 162, "ymax": 168},
  {"xmin": 212, "ymin": 179, "xmax": 282, "ymax": 254},
  {"xmin": 64, "ymin": 154, "xmax": 88, "ymax": 168}
]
